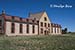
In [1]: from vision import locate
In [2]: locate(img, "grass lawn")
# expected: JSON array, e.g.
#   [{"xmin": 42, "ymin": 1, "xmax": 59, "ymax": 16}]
[{"xmin": 0, "ymin": 34, "xmax": 75, "ymax": 50}]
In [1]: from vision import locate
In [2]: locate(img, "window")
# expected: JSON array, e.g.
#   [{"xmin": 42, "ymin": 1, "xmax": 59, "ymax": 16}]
[
  {"xmin": 44, "ymin": 17, "xmax": 47, "ymax": 21},
  {"xmin": 12, "ymin": 16, "xmax": 15, "ymax": 22},
  {"xmin": 44, "ymin": 23, "xmax": 47, "ymax": 27},
  {"xmin": 20, "ymin": 18, "xmax": 22, "ymax": 21},
  {"xmin": 57, "ymin": 28, "xmax": 59, "ymax": 33},
  {"xmin": 32, "ymin": 20, "xmax": 34, "ymax": 22},
  {"xmin": 41, "ymin": 22, "xmax": 43, "ymax": 27},
  {"xmin": 34, "ymin": 18, "xmax": 36, "ymax": 20},
  {"xmin": 55, "ymin": 28, "xmax": 56, "ymax": 33},
  {"xmin": 41, "ymin": 28, "xmax": 43, "ymax": 34},
  {"xmin": 11, "ymin": 23, "xmax": 15, "ymax": 33},
  {"xmin": 37, "ymin": 21, "xmax": 39, "ymax": 23},
  {"xmin": 0, "ymin": 20, "xmax": 2, "ymax": 26},
  {"xmin": 48, "ymin": 23, "xmax": 50, "ymax": 27},
  {"xmin": 26, "ymin": 19, "xmax": 29, "ymax": 22},
  {"xmin": 12, "ymin": 16, "xmax": 14, "ymax": 19},
  {"xmin": 26, "ymin": 24, "xmax": 29, "ymax": 33},
  {"xmin": 44, "ymin": 31, "xmax": 46, "ymax": 35},
  {"xmin": 20, "ymin": 24, "xmax": 22, "ymax": 33},
  {"xmin": 0, "ymin": 28, "xmax": 1, "ymax": 30},
  {"xmin": 51, "ymin": 27, "xmax": 53, "ymax": 33},
  {"xmin": 32, "ymin": 25, "xmax": 35, "ymax": 33},
  {"xmin": 48, "ymin": 29, "xmax": 50, "ymax": 33}
]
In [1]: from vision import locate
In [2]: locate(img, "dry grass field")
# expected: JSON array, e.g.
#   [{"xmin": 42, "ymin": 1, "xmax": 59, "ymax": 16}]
[{"xmin": 0, "ymin": 34, "xmax": 75, "ymax": 50}]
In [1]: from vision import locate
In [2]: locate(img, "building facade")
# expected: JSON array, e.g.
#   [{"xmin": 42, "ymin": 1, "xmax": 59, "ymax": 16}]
[{"xmin": 0, "ymin": 10, "xmax": 62, "ymax": 36}]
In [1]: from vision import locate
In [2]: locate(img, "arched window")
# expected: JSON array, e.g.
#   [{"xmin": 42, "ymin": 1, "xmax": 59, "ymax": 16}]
[{"xmin": 44, "ymin": 17, "xmax": 47, "ymax": 21}]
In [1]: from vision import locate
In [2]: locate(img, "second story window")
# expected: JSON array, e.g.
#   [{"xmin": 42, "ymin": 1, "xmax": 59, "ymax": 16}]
[
  {"xmin": 41, "ymin": 22, "xmax": 43, "ymax": 27},
  {"xmin": 34, "ymin": 18, "xmax": 36, "ymax": 20},
  {"xmin": 20, "ymin": 18, "xmax": 22, "ymax": 21},
  {"xmin": 48, "ymin": 23, "xmax": 50, "ymax": 27},
  {"xmin": 44, "ymin": 23, "xmax": 47, "ymax": 27},
  {"xmin": 12, "ymin": 16, "xmax": 15, "ymax": 22},
  {"xmin": 37, "ymin": 21, "xmax": 39, "ymax": 23},
  {"xmin": 26, "ymin": 19, "xmax": 29, "ymax": 22},
  {"xmin": 12, "ymin": 16, "xmax": 14, "ymax": 19},
  {"xmin": 32, "ymin": 20, "xmax": 34, "ymax": 22}
]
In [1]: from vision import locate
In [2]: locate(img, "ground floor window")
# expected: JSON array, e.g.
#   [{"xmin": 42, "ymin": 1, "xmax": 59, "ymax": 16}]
[
  {"xmin": 48, "ymin": 29, "xmax": 50, "ymax": 33},
  {"xmin": 20, "ymin": 24, "xmax": 23, "ymax": 33},
  {"xmin": 0, "ymin": 20, "xmax": 2, "ymax": 26},
  {"xmin": 57, "ymin": 28, "xmax": 59, "ymax": 33},
  {"xmin": 41, "ymin": 28, "xmax": 43, "ymax": 34},
  {"xmin": 55, "ymin": 28, "xmax": 56, "ymax": 33},
  {"xmin": 26, "ymin": 24, "xmax": 29, "ymax": 33},
  {"xmin": 44, "ymin": 30, "xmax": 48, "ymax": 35},
  {"xmin": 32, "ymin": 25, "xmax": 35, "ymax": 33},
  {"xmin": 51, "ymin": 27, "xmax": 53, "ymax": 33},
  {"xmin": 11, "ymin": 23, "xmax": 15, "ymax": 33}
]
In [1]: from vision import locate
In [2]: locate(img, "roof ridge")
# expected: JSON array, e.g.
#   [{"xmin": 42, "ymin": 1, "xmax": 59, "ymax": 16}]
[{"xmin": 29, "ymin": 11, "xmax": 45, "ymax": 14}]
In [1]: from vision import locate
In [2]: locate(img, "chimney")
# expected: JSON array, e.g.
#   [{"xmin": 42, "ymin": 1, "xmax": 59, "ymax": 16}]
[{"xmin": 2, "ymin": 9, "xmax": 5, "ymax": 15}]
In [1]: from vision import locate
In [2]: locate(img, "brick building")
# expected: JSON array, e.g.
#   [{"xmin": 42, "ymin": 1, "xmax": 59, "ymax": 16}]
[{"xmin": 0, "ymin": 10, "xmax": 62, "ymax": 36}]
